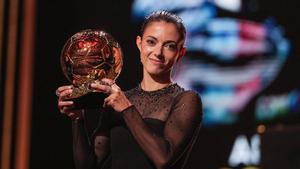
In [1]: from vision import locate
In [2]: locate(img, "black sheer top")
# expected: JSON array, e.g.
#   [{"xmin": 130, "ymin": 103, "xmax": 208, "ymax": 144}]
[{"xmin": 72, "ymin": 83, "xmax": 202, "ymax": 169}]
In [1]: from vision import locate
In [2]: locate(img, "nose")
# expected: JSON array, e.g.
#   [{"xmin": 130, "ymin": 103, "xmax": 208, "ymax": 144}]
[{"xmin": 153, "ymin": 44, "xmax": 164, "ymax": 58}]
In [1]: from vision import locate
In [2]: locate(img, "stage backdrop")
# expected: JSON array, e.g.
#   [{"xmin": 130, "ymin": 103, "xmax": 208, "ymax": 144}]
[{"xmin": 1, "ymin": 0, "xmax": 299, "ymax": 169}]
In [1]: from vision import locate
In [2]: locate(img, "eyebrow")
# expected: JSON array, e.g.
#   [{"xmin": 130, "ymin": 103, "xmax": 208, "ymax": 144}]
[{"xmin": 145, "ymin": 36, "xmax": 178, "ymax": 44}]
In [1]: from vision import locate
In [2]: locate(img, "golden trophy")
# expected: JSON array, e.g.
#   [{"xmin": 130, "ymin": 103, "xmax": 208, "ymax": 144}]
[{"xmin": 60, "ymin": 29, "xmax": 123, "ymax": 108}]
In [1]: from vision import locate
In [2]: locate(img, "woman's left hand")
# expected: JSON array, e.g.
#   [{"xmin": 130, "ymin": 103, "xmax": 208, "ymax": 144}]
[{"xmin": 90, "ymin": 78, "xmax": 133, "ymax": 112}]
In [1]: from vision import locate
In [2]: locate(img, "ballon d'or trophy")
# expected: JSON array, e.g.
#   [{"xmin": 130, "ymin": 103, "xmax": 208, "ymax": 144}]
[{"xmin": 60, "ymin": 29, "xmax": 123, "ymax": 109}]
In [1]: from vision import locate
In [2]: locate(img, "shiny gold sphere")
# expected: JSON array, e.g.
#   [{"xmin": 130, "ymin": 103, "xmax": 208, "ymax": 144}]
[{"xmin": 60, "ymin": 29, "xmax": 123, "ymax": 98}]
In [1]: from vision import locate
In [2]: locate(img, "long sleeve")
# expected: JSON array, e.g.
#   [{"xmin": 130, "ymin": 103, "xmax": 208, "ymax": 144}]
[
  {"xmin": 72, "ymin": 108, "xmax": 112, "ymax": 169},
  {"xmin": 72, "ymin": 118, "xmax": 97, "ymax": 169},
  {"xmin": 121, "ymin": 90, "xmax": 202, "ymax": 169}
]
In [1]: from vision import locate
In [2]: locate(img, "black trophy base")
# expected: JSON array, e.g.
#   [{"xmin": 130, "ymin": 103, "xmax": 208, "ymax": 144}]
[{"xmin": 68, "ymin": 92, "xmax": 107, "ymax": 109}]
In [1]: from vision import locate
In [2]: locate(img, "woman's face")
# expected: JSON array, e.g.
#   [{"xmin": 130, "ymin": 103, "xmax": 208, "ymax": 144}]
[{"xmin": 136, "ymin": 21, "xmax": 186, "ymax": 77}]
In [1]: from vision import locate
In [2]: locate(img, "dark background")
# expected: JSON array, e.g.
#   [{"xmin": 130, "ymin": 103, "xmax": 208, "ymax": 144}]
[
  {"xmin": 32, "ymin": 1, "xmax": 140, "ymax": 168},
  {"xmin": 30, "ymin": 0, "xmax": 300, "ymax": 169}
]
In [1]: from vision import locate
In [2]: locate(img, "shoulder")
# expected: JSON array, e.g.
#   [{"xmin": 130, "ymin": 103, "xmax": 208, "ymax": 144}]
[
  {"xmin": 177, "ymin": 90, "xmax": 200, "ymax": 99},
  {"xmin": 170, "ymin": 84, "xmax": 202, "ymax": 108},
  {"xmin": 174, "ymin": 86, "xmax": 202, "ymax": 105},
  {"xmin": 171, "ymin": 89, "xmax": 203, "ymax": 117}
]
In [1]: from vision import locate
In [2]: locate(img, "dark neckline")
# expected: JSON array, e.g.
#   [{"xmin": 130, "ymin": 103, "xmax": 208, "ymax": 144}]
[{"xmin": 137, "ymin": 83, "xmax": 177, "ymax": 95}]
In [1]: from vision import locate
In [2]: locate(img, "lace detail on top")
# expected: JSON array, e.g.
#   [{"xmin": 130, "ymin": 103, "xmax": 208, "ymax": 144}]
[{"xmin": 125, "ymin": 83, "xmax": 184, "ymax": 121}]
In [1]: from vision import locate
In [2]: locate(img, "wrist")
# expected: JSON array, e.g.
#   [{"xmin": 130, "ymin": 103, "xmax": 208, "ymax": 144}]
[{"xmin": 120, "ymin": 104, "xmax": 134, "ymax": 115}]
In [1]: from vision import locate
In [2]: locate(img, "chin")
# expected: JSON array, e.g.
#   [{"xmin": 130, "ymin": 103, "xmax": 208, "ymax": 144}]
[
  {"xmin": 144, "ymin": 62, "xmax": 172, "ymax": 76},
  {"xmin": 149, "ymin": 68, "xmax": 172, "ymax": 77},
  {"xmin": 148, "ymin": 70, "xmax": 163, "ymax": 76}
]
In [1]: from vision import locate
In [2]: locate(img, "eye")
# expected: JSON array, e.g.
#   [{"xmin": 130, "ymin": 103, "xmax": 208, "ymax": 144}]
[
  {"xmin": 164, "ymin": 43, "xmax": 177, "ymax": 51},
  {"xmin": 146, "ymin": 39, "xmax": 156, "ymax": 46}
]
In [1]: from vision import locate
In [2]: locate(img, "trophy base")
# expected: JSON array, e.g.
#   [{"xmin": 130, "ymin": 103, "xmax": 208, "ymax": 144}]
[{"xmin": 67, "ymin": 92, "xmax": 107, "ymax": 109}]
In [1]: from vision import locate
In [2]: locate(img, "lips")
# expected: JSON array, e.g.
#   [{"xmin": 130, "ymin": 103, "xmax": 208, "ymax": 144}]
[{"xmin": 149, "ymin": 57, "xmax": 164, "ymax": 65}]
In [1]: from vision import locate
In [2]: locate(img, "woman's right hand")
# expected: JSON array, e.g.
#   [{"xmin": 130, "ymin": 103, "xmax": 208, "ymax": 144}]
[{"xmin": 56, "ymin": 85, "xmax": 83, "ymax": 120}]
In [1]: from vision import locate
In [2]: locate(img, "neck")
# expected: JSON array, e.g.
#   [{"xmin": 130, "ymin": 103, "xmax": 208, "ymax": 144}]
[{"xmin": 141, "ymin": 71, "xmax": 172, "ymax": 91}]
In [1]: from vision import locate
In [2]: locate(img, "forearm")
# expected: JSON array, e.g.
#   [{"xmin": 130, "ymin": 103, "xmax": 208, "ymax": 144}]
[
  {"xmin": 122, "ymin": 106, "xmax": 173, "ymax": 169},
  {"xmin": 72, "ymin": 118, "xmax": 97, "ymax": 169}
]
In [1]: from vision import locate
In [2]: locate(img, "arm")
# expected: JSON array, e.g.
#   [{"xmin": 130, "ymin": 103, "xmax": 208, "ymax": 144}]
[
  {"xmin": 72, "ymin": 117, "xmax": 96, "ymax": 169},
  {"xmin": 72, "ymin": 114, "xmax": 110, "ymax": 169},
  {"xmin": 56, "ymin": 85, "xmax": 110, "ymax": 169},
  {"xmin": 122, "ymin": 91, "xmax": 202, "ymax": 169}
]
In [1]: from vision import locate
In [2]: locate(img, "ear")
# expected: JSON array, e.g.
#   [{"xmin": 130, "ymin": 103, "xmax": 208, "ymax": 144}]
[
  {"xmin": 136, "ymin": 36, "xmax": 142, "ymax": 51},
  {"xmin": 177, "ymin": 46, "xmax": 187, "ymax": 62}
]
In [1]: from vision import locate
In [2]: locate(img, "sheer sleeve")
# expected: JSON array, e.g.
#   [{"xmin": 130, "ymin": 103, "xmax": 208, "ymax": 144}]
[
  {"xmin": 121, "ymin": 91, "xmax": 202, "ymax": 169},
  {"xmin": 72, "ymin": 108, "xmax": 113, "ymax": 169},
  {"xmin": 72, "ymin": 117, "xmax": 97, "ymax": 169},
  {"xmin": 164, "ymin": 91, "xmax": 202, "ymax": 165}
]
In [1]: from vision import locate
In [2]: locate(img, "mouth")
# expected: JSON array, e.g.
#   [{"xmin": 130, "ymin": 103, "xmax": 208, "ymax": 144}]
[{"xmin": 149, "ymin": 57, "xmax": 164, "ymax": 65}]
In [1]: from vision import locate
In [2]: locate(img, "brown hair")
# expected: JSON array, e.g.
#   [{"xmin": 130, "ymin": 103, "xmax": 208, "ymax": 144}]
[{"xmin": 140, "ymin": 10, "xmax": 186, "ymax": 42}]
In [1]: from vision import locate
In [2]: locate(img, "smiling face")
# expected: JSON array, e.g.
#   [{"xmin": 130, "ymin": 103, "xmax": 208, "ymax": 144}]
[{"xmin": 136, "ymin": 21, "xmax": 186, "ymax": 78}]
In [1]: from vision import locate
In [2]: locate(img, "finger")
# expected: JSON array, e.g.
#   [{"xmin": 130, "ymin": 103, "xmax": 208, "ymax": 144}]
[
  {"xmin": 103, "ymin": 96, "xmax": 112, "ymax": 108},
  {"xmin": 60, "ymin": 105, "xmax": 76, "ymax": 114},
  {"xmin": 101, "ymin": 78, "xmax": 115, "ymax": 86},
  {"xmin": 58, "ymin": 100, "xmax": 74, "ymax": 108},
  {"xmin": 103, "ymin": 94, "xmax": 117, "ymax": 107},
  {"xmin": 90, "ymin": 82, "xmax": 111, "ymax": 94},
  {"xmin": 58, "ymin": 103, "xmax": 74, "ymax": 111},
  {"xmin": 56, "ymin": 85, "xmax": 73, "ymax": 96},
  {"xmin": 58, "ymin": 89, "xmax": 73, "ymax": 100},
  {"xmin": 110, "ymin": 83, "xmax": 120, "ymax": 93},
  {"xmin": 61, "ymin": 108, "xmax": 83, "ymax": 116},
  {"xmin": 60, "ymin": 89, "xmax": 72, "ymax": 97},
  {"xmin": 57, "ymin": 85, "xmax": 73, "ymax": 92},
  {"xmin": 59, "ymin": 102, "xmax": 75, "ymax": 111}
]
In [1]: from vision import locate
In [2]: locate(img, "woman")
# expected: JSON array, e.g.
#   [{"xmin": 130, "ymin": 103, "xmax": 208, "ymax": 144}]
[{"xmin": 56, "ymin": 10, "xmax": 203, "ymax": 169}]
